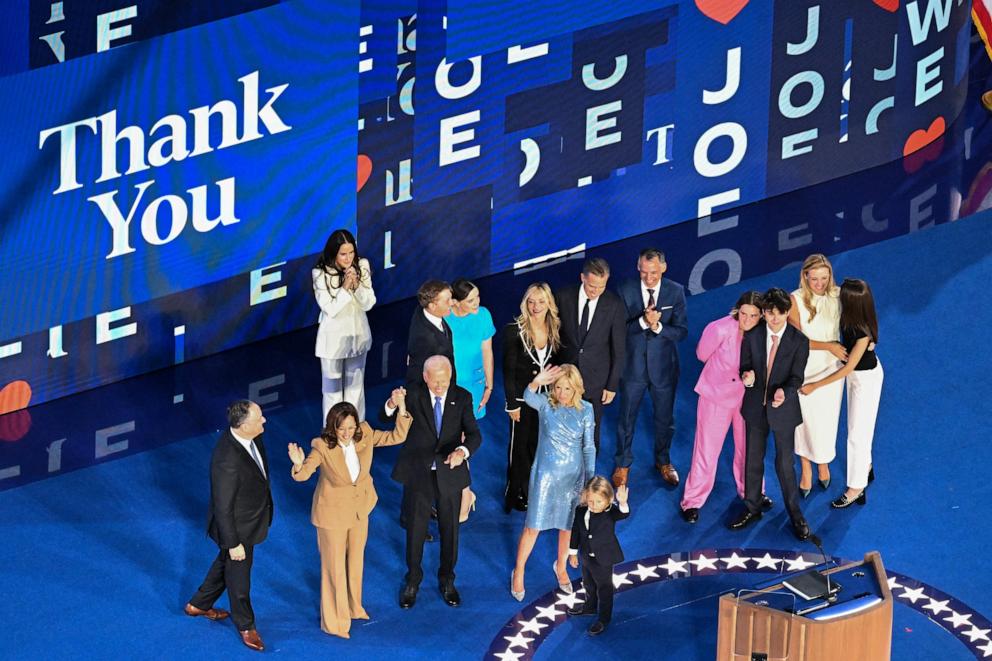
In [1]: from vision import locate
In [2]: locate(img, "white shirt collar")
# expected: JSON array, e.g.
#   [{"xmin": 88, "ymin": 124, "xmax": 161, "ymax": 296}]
[
  {"xmin": 429, "ymin": 389, "xmax": 449, "ymax": 403},
  {"xmin": 423, "ymin": 309, "xmax": 445, "ymax": 331},
  {"xmin": 230, "ymin": 428, "xmax": 255, "ymax": 446}
]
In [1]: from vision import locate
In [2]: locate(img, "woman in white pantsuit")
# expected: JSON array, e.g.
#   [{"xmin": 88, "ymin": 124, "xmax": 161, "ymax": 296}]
[
  {"xmin": 800, "ymin": 279, "xmax": 882, "ymax": 508},
  {"xmin": 790, "ymin": 254, "xmax": 846, "ymax": 495},
  {"xmin": 313, "ymin": 229, "xmax": 376, "ymax": 421}
]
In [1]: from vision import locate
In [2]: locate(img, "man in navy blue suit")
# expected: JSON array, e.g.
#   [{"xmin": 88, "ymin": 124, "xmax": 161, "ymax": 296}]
[{"xmin": 612, "ymin": 248, "xmax": 687, "ymax": 488}]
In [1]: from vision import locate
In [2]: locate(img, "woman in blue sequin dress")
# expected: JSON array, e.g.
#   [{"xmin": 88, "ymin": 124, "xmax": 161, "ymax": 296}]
[{"xmin": 510, "ymin": 365, "xmax": 596, "ymax": 600}]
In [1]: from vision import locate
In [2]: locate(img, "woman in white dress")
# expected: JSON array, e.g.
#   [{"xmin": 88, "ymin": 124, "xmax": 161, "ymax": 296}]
[
  {"xmin": 789, "ymin": 253, "xmax": 846, "ymax": 496},
  {"xmin": 313, "ymin": 229, "xmax": 376, "ymax": 422}
]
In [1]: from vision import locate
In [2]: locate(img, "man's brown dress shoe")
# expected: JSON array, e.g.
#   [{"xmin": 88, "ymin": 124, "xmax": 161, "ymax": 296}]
[
  {"xmin": 611, "ymin": 466, "xmax": 629, "ymax": 488},
  {"xmin": 240, "ymin": 629, "xmax": 265, "ymax": 651},
  {"xmin": 184, "ymin": 602, "xmax": 229, "ymax": 620},
  {"xmin": 656, "ymin": 463, "xmax": 679, "ymax": 486}
]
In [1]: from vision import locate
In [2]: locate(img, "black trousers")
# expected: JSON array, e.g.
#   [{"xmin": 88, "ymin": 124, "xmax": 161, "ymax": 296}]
[
  {"xmin": 402, "ymin": 471, "xmax": 461, "ymax": 587},
  {"xmin": 505, "ymin": 406, "xmax": 539, "ymax": 503},
  {"xmin": 189, "ymin": 544, "xmax": 256, "ymax": 631},
  {"xmin": 580, "ymin": 554, "xmax": 615, "ymax": 624},
  {"xmin": 743, "ymin": 422, "xmax": 803, "ymax": 521}
]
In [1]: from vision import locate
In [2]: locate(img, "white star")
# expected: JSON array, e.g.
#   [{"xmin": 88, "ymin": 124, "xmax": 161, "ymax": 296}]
[
  {"xmin": 613, "ymin": 572, "xmax": 633, "ymax": 589},
  {"xmin": 752, "ymin": 553, "xmax": 782, "ymax": 570},
  {"xmin": 887, "ymin": 576, "xmax": 903, "ymax": 590},
  {"xmin": 690, "ymin": 553, "xmax": 719, "ymax": 571},
  {"xmin": 555, "ymin": 591, "xmax": 585, "ymax": 609},
  {"xmin": 535, "ymin": 604, "xmax": 565, "ymax": 621},
  {"xmin": 944, "ymin": 611, "xmax": 974, "ymax": 629},
  {"xmin": 784, "ymin": 555, "xmax": 816, "ymax": 571},
  {"xmin": 659, "ymin": 557, "xmax": 689, "ymax": 575},
  {"xmin": 899, "ymin": 587, "xmax": 926, "ymax": 604},
  {"xmin": 721, "ymin": 552, "xmax": 750, "ymax": 569},
  {"xmin": 923, "ymin": 598, "xmax": 950, "ymax": 615},
  {"xmin": 630, "ymin": 563, "xmax": 659, "ymax": 581},
  {"xmin": 493, "ymin": 651, "xmax": 525, "ymax": 661},
  {"xmin": 503, "ymin": 632, "xmax": 535, "ymax": 650},
  {"xmin": 977, "ymin": 640, "xmax": 992, "ymax": 658},
  {"xmin": 963, "ymin": 626, "xmax": 992, "ymax": 643},
  {"xmin": 516, "ymin": 617, "xmax": 549, "ymax": 635}
]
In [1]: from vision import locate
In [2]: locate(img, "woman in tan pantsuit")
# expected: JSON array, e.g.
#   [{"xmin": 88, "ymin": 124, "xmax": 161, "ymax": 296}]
[{"xmin": 287, "ymin": 390, "xmax": 411, "ymax": 638}]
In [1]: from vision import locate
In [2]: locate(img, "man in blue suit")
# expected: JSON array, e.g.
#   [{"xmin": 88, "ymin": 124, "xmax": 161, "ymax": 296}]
[{"xmin": 612, "ymin": 248, "xmax": 687, "ymax": 488}]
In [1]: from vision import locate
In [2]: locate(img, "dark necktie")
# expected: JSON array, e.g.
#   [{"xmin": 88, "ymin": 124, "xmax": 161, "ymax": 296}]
[
  {"xmin": 434, "ymin": 396, "xmax": 443, "ymax": 438},
  {"xmin": 646, "ymin": 288, "xmax": 655, "ymax": 309},
  {"xmin": 578, "ymin": 299, "xmax": 590, "ymax": 345},
  {"xmin": 441, "ymin": 319, "xmax": 452, "ymax": 340}
]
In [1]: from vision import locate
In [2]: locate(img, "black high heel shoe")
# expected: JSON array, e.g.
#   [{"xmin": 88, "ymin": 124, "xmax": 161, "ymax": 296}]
[
  {"xmin": 867, "ymin": 467, "xmax": 875, "ymax": 484},
  {"xmin": 830, "ymin": 489, "xmax": 867, "ymax": 508}
]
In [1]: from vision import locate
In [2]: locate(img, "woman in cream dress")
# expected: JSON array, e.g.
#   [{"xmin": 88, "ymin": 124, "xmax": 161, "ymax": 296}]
[{"xmin": 789, "ymin": 253, "xmax": 846, "ymax": 495}]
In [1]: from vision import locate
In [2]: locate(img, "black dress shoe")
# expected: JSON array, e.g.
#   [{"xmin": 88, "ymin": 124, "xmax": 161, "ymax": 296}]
[
  {"xmin": 399, "ymin": 584, "xmax": 418, "ymax": 609},
  {"xmin": 792, "ymin": 519, "xmax": 811, "ymax": 541},
  {"xmin": 439, "ymin": 582, "xmax": 461, "ymax": 607},
  {"xmin": 567, "ymin": 605, "xmax": 596, "ymax": 616},
  {"xmin": 680, "ymin": 507, "xmax": 699, "ymax": 523},
  {"xmin": 728, "ymin": 509, "xmax": 762, "ymax": 530},
  {"xmin": 760, "ymin": 495, "xmax": 774, "ymax": 511},
  {"xmin": 587, "ymin": 621, "xmax": 606, "ymax": 636}
]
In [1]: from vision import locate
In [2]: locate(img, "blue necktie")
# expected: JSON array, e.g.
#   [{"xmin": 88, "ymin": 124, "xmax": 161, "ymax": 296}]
[
  {"xmin": 248, "ymin": 440, "xmax": 266, "ymax": 479},
  {"xmin": 434, "ymin": 396, "xmax": 443, "ymax": 437}
]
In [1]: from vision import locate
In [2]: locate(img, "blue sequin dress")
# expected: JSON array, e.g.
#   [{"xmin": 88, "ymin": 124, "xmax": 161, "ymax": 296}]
[{"xmin": 523, "ymin": 387, "xmax": 596, "ymax": 531}]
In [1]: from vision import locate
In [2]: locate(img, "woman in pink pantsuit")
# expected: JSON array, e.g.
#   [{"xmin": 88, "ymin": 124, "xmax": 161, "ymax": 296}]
[{"xmin": 679, "ymin": 292, "xmax": 766, "ymax": 523}]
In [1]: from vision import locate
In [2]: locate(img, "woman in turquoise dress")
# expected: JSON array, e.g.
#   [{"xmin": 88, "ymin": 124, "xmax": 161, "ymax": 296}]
[
  {"xmin": 510, "ymin": 365, "xmax": 596, "ymax": 601},
  {"xmin": 447, "ymin": 278, "xmax": 496, "ymax": 418},
  {"xmin": 447, "ymin": 278, "xmax": 496, "ymax": 522}
]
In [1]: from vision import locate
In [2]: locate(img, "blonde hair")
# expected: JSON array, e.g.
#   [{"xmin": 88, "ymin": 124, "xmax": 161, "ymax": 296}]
[
  {"xmin": 581, "ymin": 476, "xmax": 614, "ymax": 506},
  {"xmin": 514, "ymin": 282, "xmax": 562, "ymax": 352},
  {"xmin": 548, "ymin": 364, "xmax": 585, "ymax": 410},
  {"xmin": 798, "ymin": 253, "xmax": 839, "ymax": 322}
]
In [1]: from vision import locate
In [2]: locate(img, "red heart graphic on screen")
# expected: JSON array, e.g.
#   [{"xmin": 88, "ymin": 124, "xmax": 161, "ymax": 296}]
[
  {"xmin": 873, "ymin": 0, "xmax": 899, "ymax": 12},
  {"xmin": 357, "ymin": 155, "xmax": 372, "ymax": 192},
  {"xmin": 903, "ymin": 116, "xmax": 945, "ymax": 156},
  {"xmin": 0, "ymin": 380, "xmax": 32, "ymax": 416},
  {"xmin": 695, "ymin": 0, "xmax": 749, "ymax": 24},
  {"xmin": 0, "ymin": 410, "xmax": 31, "ymax": 442}
]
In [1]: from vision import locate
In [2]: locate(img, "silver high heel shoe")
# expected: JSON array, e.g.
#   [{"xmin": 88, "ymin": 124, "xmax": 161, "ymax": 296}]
[
  {"xmin": 553, "ymin": 561, "xmax": 573, "ymax": 594},
  {"xmin": 510, "ymin": 569, "xmax": 525, "ymax": 602}
]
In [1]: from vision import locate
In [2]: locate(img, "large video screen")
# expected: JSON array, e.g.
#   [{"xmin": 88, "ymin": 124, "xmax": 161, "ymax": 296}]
[{"xmin": 0, "ymin": 0, "xmax": 972, "ymax": 409}]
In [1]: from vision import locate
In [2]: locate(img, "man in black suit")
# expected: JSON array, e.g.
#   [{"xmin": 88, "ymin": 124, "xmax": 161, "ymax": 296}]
[
  {"xmin": 556, "ymin": 258, "xmax": 626, "ymax": 450},
  {"xmin": 186, "ymin": 400, "xmax": 274, "ymax": 652},
  {"xmin": 386, "ymin": 355, "xmax": 482, "ymax": 609},
  {"xmin": 405, "ymin": 280, "xmax": 457, "ymax": 387},
  {"xmin": 728, "ymin": 289, "xmax": 811, "ymax": 541}
]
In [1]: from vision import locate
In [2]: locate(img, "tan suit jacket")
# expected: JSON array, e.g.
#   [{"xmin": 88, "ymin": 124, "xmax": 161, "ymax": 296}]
[{"xmin": 291, "ymin": 413, "xmax": 411, "ymax": 528}]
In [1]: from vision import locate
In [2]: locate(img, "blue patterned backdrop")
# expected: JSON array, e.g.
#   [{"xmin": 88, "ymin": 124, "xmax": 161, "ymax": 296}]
[{"xmin": 0, "ymin": 0, "xmax": 974, "ymax": 409}]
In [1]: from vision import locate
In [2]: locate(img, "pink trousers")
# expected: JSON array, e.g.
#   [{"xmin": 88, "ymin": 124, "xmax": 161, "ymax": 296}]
[{"xmin": 681, "ymin": 397, "xmax": 760, "ymax": 509}]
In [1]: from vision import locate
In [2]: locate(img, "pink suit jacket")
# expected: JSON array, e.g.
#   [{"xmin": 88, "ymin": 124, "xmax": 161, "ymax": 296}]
[{"xmin": 693, "ymin": 315, "xmax": 745, "ymax": 408}]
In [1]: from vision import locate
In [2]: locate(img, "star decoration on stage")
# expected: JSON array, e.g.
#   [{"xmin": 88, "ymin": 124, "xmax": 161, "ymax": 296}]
[
  {"xmin": 485, "ymin": 551, "xmax": 992, "ymax": 661},
  {"xmin": 688, "ymin": 553, "xmax": 719, "ymax": 571}
]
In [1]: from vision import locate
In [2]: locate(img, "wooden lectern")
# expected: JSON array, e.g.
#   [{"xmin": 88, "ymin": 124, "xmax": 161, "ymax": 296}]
[{"xmin": 716, "ymin": 551, "xmax": 892, "ymax": 661}]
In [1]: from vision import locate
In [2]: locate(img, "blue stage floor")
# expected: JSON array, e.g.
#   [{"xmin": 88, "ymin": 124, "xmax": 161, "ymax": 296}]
[{"xmin": 2, "ymin": 207, "xmax": 991, "ymax": 660}]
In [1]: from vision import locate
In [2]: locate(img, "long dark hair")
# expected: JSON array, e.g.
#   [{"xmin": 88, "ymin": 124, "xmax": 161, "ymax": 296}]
[
  {"xmin": 314, "ymin": 229, "xmax": 361, "ymax": 276},
  {"xmin": 451, "ymin": 278, "xmax": 477, "ymax": 302},
  {"xmin": 839, "ymin": 278, "xmax": 879, "ymax": 343},
  {"xmin": 320, "ymin": 402, "xmax": 364, "ymax": 449}
]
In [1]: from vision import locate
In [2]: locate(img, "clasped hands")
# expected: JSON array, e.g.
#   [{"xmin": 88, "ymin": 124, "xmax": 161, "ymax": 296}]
[
  {"xmin": 341, "ymin": 266, "xmax": 361, "ymax": 291},
  {"xmin": 741, "ymin": 371, "xmax": 785, "ymax": 407},
  {"xmin": 643, "ymin": 305, "xmax": 661, "ymax": 332}
]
